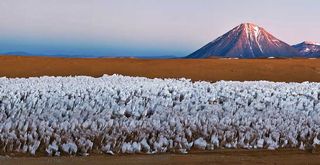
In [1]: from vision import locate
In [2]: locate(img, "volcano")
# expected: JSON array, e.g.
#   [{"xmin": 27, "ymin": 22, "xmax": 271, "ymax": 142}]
[
  {"xmin": 187, "ymin": 23, "xmax": 300, "ymax": 58},
  {"xmin": 292, "ymin": 41, "xmax": 320, "ymax": 57}
]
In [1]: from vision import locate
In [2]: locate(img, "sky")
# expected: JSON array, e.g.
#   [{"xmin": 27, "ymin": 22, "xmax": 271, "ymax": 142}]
[{"xmin": 0, "ymin": 0, "xmax": 319, "ymax": 57}]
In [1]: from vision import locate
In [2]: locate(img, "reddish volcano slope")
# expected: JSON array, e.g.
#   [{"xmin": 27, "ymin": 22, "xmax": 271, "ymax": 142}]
[{"xmin": 188, "ymin": 23, "xmax": 300, "ymax": 58}]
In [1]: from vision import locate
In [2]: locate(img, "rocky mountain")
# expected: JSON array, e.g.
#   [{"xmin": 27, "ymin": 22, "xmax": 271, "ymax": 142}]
[
  {"xmin": 187, "ymin": 23, "xmax": 300, "ymax": 58},
  {"xmin": 292, "ymin": 41, "xmax": 320, "ymax": 57}
]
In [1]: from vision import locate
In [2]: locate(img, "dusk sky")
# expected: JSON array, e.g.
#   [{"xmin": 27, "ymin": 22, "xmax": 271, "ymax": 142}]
[{"xmin": 0, "ymin": 0, "xmax": 319, "ymax": 57}]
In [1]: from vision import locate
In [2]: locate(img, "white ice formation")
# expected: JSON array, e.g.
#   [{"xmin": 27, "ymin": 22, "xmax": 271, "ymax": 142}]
[{"xmin": 0, "ymin": 75, "xmax": 320, "ymax": 156}]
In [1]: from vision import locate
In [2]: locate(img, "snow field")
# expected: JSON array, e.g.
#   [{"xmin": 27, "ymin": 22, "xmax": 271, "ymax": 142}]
[{"xmin": 0, "ymin": 75, "xmax": 320, "ymax": 156}]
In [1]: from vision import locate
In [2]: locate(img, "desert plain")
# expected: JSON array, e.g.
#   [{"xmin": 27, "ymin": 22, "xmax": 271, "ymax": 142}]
[{"xmin": 0, "ymin": 55, "xmax": 320, "ymax": 82}]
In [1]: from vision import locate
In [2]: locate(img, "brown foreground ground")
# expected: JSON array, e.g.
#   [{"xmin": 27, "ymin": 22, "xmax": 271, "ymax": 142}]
[
  {"xmin": 2, "ymin": 150, "xmax": 320, "ymax": 165},
  {"xmin": 1, "ymin": 55, "xmax": 320, "ymax": 164},
  {"xmin": 1, "ymin": 55, "xmax": 320, "ymax": 82}
]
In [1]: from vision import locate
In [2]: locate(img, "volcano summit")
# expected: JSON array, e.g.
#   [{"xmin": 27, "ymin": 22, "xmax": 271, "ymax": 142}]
[{"xmin": 187, "ymin": 23, "xmax": 300, "ymax": 58}]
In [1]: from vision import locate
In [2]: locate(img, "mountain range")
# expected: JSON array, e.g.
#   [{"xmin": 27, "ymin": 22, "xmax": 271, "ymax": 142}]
[
  {"xmin": 187, "ymin": 23, "xmax": 320, "ymax": 58},
  {"xmin": 292, "ymin": 41, "xmax": 320, "ymax": 57}
]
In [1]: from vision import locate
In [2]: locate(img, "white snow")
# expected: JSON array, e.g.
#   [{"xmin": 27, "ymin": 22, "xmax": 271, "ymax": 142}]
[
  {"xmin": 223, "ymin": 58, "xmax": 239, "ymax": 60},
  {"xmin": 253, "ymin": 26, "xmax": 260, "ymax": 37},
  {"xmin": 62, "ymin": 142, "xmax": 78, "ymax": 155},
  {"xmin": 0, "ymin": 75, "xmax": 320, "ymax": 156},
  {"xmin": 244, "ymin": 23, "xmax": 262, "ymax": 55},
  {"xmin": 303, "ymin": 48, "xmax": 311, "ymax": 52},
  {"xmin": 252, "ymin": 26, "xmax": 263, "ymax": 53},
  {"xmin": 194, "ymin": 138, "xmax": 207, "ymax": 150},
  {"xmin": 245, "ymin": 24, "xmax": 250, "ymax": 38}
]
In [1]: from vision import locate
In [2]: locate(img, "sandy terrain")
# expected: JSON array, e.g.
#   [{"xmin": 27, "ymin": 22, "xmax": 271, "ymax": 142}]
[
  {"xmin": 0, "ymin": 55, "xmax": 320, "ymax": 82},
  {"xmin": 2, "ymin": 150, "xmax": 320, "ymax": 165}
]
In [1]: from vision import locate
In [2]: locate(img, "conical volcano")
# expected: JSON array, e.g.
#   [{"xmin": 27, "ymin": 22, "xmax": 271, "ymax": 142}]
[{"xmin": 187, "ymin": 23, "xmax": 300, "ymax": 58}]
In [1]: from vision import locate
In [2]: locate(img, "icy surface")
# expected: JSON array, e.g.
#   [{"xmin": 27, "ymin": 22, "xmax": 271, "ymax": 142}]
[{"xmin": 1, "ymin": 75, "xmax": 320, "ymax": 156}]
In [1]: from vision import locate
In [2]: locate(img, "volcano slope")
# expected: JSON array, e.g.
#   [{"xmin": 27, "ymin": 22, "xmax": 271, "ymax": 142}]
[{"xmin": 187, "ymin": 23, "xmax": 300, "ymax": 58}]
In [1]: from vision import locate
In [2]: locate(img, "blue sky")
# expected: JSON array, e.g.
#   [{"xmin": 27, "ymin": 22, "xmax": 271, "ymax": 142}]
[{"xmin": 0, "ymin": 0, "xmax": 319, "ymax": 57}]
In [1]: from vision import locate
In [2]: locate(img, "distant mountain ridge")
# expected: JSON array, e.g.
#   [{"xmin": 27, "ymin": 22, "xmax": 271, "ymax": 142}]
[
  {"xmin": 292, "ymin": 41, "xmax": 320, "ymax": 57},
  {"xmin": 3, "ymin": 51, "xmax": 32, "ymax": 56},
  {"xmin": 1, "ymin": 51, "xmax": 179, "ymax": 59}
]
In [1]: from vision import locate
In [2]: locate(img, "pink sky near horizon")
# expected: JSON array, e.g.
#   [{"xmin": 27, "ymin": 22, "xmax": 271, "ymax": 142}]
[{"xmin": 0, "ymin": 0, "xmax": 319, "ymax": 57}]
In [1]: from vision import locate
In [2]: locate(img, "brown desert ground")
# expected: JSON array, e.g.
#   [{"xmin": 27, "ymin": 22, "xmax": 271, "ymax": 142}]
[
  {"xmin": 2, "ymin": 150, "xmax": 320, "ymax": 165},
  {"xmin": 1, "ymin": 55, "xmax": 320, "ymax": 165},
  {"xmin": 0, "ymin": 55, "xmax": 320, "ymax": 82}
]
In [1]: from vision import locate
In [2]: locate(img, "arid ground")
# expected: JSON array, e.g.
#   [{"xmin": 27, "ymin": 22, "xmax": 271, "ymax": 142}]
[
  {"xmin": 1, "ymin": 55, "xmax": 320, "ymax": 165},
  {"xmin": 1, "ymin": 55, "xmax": 320, "ymax": 82},
  {"xmin": 2, "ymin": 150, "xmax": 320, "ymax": 165}
]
